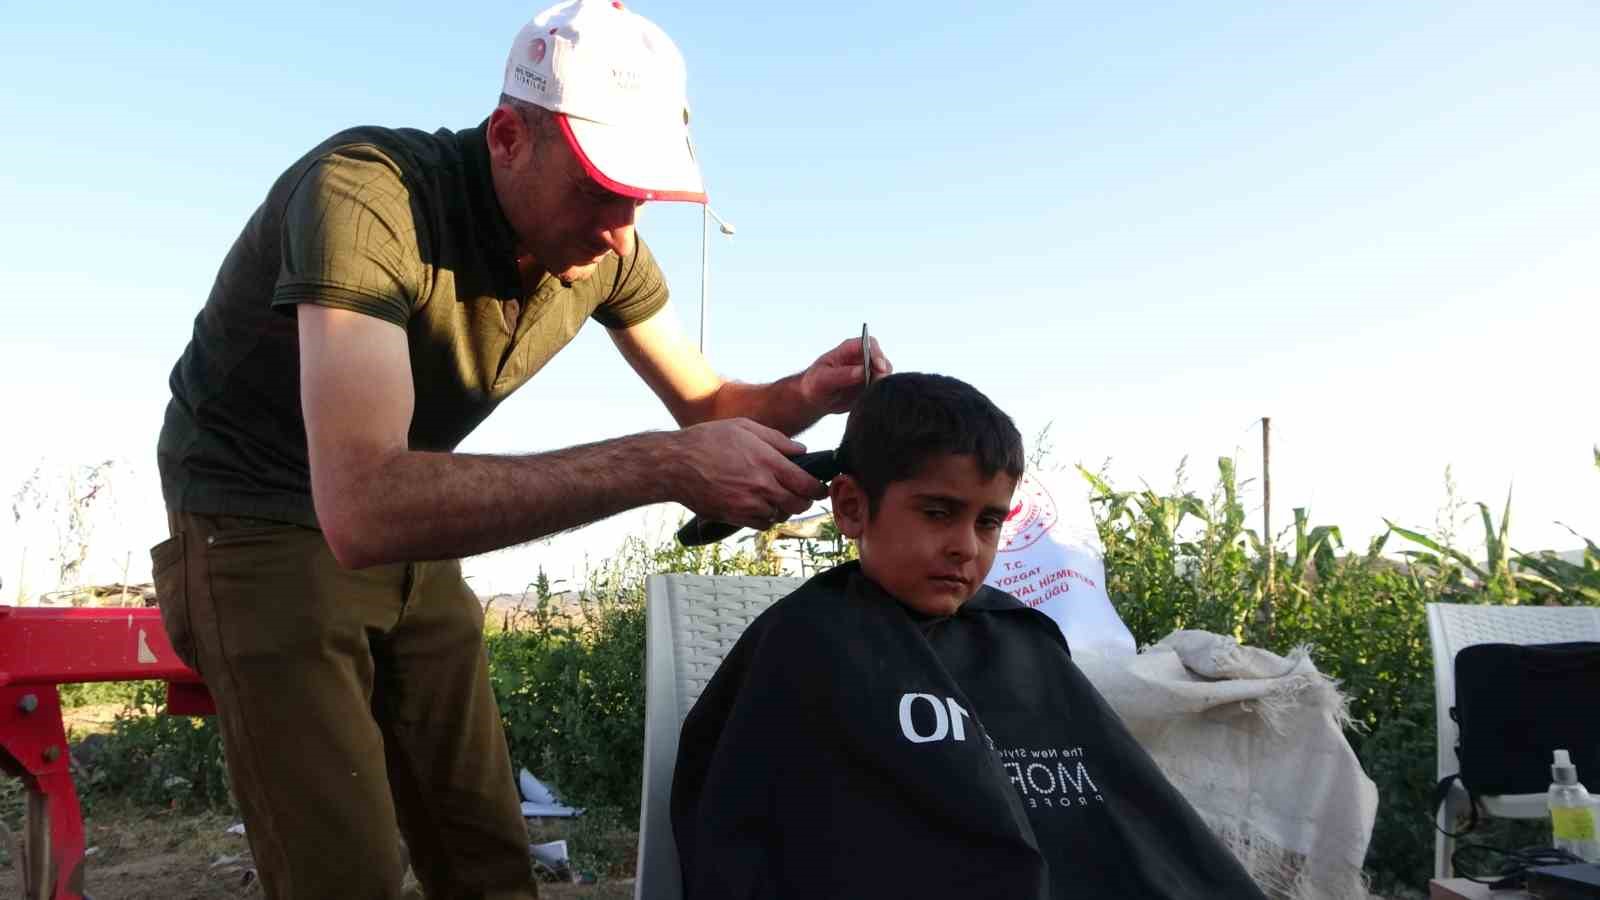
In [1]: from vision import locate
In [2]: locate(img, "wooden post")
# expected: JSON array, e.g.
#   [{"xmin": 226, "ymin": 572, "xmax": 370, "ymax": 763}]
[{"xmin": 1259, "ymin": 417, "xmax": 1274, "ymax": 632}]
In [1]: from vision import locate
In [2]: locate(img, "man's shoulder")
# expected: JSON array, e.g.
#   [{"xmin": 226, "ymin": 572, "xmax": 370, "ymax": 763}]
[
  {"xmin": 304, "ymin": 124, "xmax": 468, "ymax": 174},
  {"xmin": 268, "ymin": 124, "xmax": 478, "ymax": 214}
]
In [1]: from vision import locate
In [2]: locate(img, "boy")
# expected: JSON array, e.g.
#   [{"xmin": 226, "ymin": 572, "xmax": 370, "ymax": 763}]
[{"xmin": 671, "ymin": 373, "xmax": 1267, "ymax": 899}]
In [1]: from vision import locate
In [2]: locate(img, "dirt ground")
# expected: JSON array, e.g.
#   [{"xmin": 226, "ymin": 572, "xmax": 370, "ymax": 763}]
[{"xmin": 0, "ymin": 804, "xmax": 635, "ymax": 899}]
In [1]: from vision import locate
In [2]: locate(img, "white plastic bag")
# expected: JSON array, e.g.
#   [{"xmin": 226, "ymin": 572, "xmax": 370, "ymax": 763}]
[
  {"xmin": 985, "ymin": 470, "xmax": 1135, "ymax": 657},
  {"xmin": 518, "ymin": 768, "xmax": 583, "ymax": 818}
]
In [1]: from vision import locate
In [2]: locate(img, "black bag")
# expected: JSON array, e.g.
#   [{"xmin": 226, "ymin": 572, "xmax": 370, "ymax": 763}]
[{"xmin": 1435, "ymin": 641, "xmax": 1600, "ymax": 836}]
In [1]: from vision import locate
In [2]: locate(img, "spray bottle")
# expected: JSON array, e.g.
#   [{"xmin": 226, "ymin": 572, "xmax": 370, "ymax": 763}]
[{"xmin": 1549, "ymin": 749, "xmax": 1600, "ymax": 861}]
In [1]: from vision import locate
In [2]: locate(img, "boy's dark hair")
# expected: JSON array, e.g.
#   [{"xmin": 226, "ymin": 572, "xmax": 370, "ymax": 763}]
[{"xmin": 835, "ymin": 372, "xmax": 1025, "ymax": 513}]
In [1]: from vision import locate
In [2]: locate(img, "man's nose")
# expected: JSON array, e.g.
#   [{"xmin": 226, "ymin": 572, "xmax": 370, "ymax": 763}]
[
  {"xmin": 601, "ymin": 223, "xmax": 636, "ymax": 258},
  {"xmin": 599, "ymin": 201, "xmax": 640, "ymax": 257}
]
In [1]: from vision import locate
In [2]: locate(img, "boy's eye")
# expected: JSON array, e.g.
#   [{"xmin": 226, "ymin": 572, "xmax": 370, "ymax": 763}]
[
  {"xmin": 977, "ymin": 517, "xmax": 1003, "ymax": 532},
  {"xmin": 922, "ymin": 507, "xmax": 950, "ymax": 520}
]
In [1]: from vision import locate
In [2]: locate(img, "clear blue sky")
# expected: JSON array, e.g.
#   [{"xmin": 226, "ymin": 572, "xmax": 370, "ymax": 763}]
[{"xmin": 2, "ymin": 1, "xmax": 1596, "ymax": 593}]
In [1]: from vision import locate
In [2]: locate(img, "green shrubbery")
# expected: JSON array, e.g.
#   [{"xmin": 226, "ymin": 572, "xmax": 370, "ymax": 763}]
[{"xmin": 73, "ymin": 681, "xmax": 231, "ymax": 812}]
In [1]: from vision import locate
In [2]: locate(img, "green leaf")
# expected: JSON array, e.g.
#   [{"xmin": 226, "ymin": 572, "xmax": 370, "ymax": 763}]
[
  {"xmin": 1077, "ymin": 465, "xmax": 1116, "ymax": 498},
  {"xmin": 1512, "ymin": 553, "xmax": 1563, "ymax": 580},
  {"xmin": 1557, "ymin": 522, "xmax": 1600, "ymax": 562},
  {"xmin": 1478, "ymin": 502, "xmax": 1502, "ymax": 572},
  {"xmin": 1217, "ymin": 457, "xmax": 1239, "ymax": 509},
  {"xmin": 1243, "ymin": 530, "xmax": 1266, "ymax": 557},
  {"xmin": 1496, "ymin": 489, "xmax": 1514, "ymax": 572},
  {"xmin": 1385, "ymin": 521, "xmax": 1448, "ymax": 556},
  {"xmin": 1311, "ymin": 525, "xmax": 1345, "ymax": 552},
  {"xmin": 1387, "ymin": 520, "xmax": 1485, "ymax": 578},
  {"xmin": 1511, "ymin": 571, "xmax": 1563, "ymax": 594},
  {"xmin": 1366, "ymin": 530, "xmax": 1391, "ymax": 560},
  {"xmin": 1293, "ymin": 507, "xmax": 1310, "ymax": 555}
]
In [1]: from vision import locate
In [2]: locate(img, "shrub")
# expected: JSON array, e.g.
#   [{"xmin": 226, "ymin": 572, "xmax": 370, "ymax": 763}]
[
  {"xmin": 77, "ymin": 681, "xmax": 231, "ymax": 811},
  {"xmin": 58, "ymin": 680, "xmax": 142, "ymax": 710}
]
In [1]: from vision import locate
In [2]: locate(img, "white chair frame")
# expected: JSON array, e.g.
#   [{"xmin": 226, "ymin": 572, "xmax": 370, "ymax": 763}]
[{"xmin": 634, "ymin": 574, "xmax": 801, "ymax": 900}]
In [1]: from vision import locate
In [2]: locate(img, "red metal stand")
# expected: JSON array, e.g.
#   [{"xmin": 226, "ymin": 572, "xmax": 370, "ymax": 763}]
[{"xmin": 0, "ymin": 605, "xmax": 213, "ymax": 899}]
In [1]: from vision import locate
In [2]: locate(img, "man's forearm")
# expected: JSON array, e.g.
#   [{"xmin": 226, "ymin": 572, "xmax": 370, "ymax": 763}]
[
  {"xmin": 697, "ymin": 375, "xmax": 822, "ymax": 437},
  {"xmin": 318, "ymin": 431, "xmax": 681, "ymax": 568}
]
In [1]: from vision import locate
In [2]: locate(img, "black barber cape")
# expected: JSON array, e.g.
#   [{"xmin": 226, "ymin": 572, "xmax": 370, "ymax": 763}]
[{"xmin": 671, "ymin": 562, "xmax": 1266, "ymax": 900}]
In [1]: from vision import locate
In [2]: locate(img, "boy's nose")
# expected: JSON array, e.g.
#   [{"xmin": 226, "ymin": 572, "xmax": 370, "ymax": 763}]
[{"xmin": 947, "ymin": 529, "xmax": 978, "ymax": 562}]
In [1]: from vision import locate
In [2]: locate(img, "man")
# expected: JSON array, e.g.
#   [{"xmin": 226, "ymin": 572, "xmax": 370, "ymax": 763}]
[{"xmin": 149, "ymin": 2, "xmax": 888, "ymax": 897}]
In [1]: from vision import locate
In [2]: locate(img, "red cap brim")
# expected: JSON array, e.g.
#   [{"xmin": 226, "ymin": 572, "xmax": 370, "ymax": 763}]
[{"xmin": 557, "ymin": 114, "xmax": 707, "ymax": 203}]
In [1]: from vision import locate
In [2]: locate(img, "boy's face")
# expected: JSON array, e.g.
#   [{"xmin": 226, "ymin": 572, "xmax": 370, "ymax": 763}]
[{"xmin": 831, "ymin": 453, "xmax": 1018, "ymax": 617}]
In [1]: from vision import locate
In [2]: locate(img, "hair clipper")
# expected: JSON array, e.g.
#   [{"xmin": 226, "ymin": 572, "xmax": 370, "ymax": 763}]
[{"xmin": 676, "ymin": 449, "xmax": 842, "ymax": 546}]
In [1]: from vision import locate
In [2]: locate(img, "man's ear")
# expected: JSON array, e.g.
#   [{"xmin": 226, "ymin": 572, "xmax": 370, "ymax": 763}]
[
  {"xmin": 829, "ymin": 475, "xmax": 867, "ymax": 539},
  {"xmin": 485, "ymin": 105, "xmax": 529, "ymax": 169}
]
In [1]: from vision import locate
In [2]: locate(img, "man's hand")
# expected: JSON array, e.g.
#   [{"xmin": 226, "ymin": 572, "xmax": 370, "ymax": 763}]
[
  {"xmin": 797, "ymin": 335, "xmax": 893, "ymax": 416},
  {"xmin": 613, "ymin": 307, "xmax": 893, "ymax": 434},
  {"xmin": 669, "ymin": 419, "xmax": 830, "ymax": 529}
]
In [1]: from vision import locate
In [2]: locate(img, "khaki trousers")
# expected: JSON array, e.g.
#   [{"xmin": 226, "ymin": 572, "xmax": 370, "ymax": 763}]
[{"xmin": 151, "ymin": 511, "xmax": 537, "ymax": 899}]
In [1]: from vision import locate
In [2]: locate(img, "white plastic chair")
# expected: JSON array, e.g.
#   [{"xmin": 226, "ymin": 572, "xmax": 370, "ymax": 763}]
[
  {"xmin": 634, "ymin": 574, "xmax": 802, "ymax": 900},
  {"xmin": 1426, "ymin": 602, "xmax": 1600, "ymax": 878}
]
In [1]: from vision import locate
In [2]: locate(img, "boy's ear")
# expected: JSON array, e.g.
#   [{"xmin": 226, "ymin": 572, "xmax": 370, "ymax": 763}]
[{"xmin": 829, "ymin": 475, "xmax": 868, "ymax": 539}]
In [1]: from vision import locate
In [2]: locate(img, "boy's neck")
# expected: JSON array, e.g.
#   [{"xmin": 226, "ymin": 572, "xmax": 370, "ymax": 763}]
[{"xmin": 850, "ymin": 561, "xmax": 973, "ymax": 620}]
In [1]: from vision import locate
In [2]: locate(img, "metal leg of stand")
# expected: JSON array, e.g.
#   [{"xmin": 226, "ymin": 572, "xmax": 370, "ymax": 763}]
[
  {"xmin": 24, "ymin": 788, "xmax": 53, "ymax": 900},
  {"xmin": 0, "ymin": 684, "xmax": 85, "ymax": 899}
]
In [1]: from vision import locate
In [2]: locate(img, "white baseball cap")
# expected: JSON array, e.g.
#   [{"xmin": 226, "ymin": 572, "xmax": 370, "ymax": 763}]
[{"xmin": 503, "ymin": 0, "xmax": 706, "ymax": 203}]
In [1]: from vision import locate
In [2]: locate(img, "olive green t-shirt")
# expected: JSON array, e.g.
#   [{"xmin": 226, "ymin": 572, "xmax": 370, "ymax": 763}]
[{"xmin": 157, "ymin": 122, "xmax": 669, "ymax": 528}]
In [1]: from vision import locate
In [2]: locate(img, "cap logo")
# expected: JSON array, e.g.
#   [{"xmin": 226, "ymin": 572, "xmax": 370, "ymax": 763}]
[
  {"xmin": 610, "ymin": 66, "xmax": 642, "ymax": 91},
  {"xmin": 511, "ymin": 63, "xmax": 548, "ymax": 95},
  {"xmin": 529, "ymin": 38, "xmax": 547, "ymax": 64}
]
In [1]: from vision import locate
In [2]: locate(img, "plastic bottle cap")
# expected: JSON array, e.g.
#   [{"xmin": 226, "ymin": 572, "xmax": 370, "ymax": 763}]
[{"xmin": 1553, "ymin": 749, "xmax": 1580, "ymax": 785}]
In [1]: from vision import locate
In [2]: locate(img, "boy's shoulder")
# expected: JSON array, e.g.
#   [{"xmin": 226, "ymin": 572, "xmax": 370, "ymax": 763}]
[
  {"xmin": 727, "ymin": 562, "xmax": 939, "ymax": 668},
  {"xmin": 754, "ymin": 564, "xmax": 1066, "ymax": 649},
  {"xmin": 963, "ymin": 584, "xmax": 1072, "ymax": 647},
  {"xmin": 741, "ymin": 562, "xmax": 881, "ymax": 642}
]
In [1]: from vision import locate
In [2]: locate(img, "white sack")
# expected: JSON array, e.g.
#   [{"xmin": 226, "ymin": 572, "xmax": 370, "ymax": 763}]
[
  {"xmin": 985, "ymin": 469, "xmax": 1136, "ymax": 657},
  {"xmin": 1077, "ymin": 631, "xmax": 1379, "ymax": 900}
]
